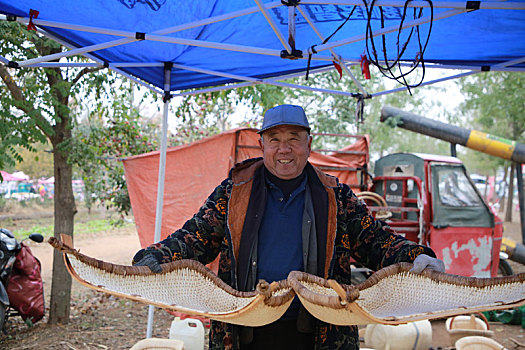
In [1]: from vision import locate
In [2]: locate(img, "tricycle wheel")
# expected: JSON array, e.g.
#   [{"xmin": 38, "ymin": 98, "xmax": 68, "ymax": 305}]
[{"xmin": 498, "ymin": 258, "xmax": 513, "ymax": 276}]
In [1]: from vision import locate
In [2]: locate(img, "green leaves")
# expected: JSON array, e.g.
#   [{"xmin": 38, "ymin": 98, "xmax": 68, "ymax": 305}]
[
  {"xmin": 70, "ymin": 96, "xmax": 164, "ymax": 217},
  {"xmin": 457, "ymin": 72, "xmax": 525, "ymax": 175}
]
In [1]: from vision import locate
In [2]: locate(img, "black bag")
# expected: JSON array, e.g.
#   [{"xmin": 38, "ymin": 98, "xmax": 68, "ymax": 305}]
[{"xmin": 0, "ymin": 228, "xmax": 21, "ymax": 284}]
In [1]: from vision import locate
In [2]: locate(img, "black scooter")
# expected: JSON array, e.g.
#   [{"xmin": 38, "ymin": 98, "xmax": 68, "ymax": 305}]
[{"xmin": 0, "ymin": 228, "xmax": 44, "ymax": 331}]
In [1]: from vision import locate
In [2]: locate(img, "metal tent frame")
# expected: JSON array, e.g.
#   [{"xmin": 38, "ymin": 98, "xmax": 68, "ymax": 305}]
[{"xmin": 2, "ymin": 1, "xmax": 524, "ymax": 98}]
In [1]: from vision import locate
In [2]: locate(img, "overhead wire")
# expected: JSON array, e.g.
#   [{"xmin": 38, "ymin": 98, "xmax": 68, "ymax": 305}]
[
  {"xmin": 363, "ymin": 0, "xmax": 434, "ymax": 94},
  {"xmin": 301, "ymin": 5, "xmax": 370, "ymax": 128},
  {"xmin": 301, "ymin": 1, "xmax": 434, "ymax": 126},
  {"xmin": 305, "ymin": 5, "xmax": 357, "ymax": 80}
]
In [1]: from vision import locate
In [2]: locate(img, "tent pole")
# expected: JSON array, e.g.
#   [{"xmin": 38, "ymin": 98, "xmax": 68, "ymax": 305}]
[
  {"xmin": 170, "ymin": 62, "xmax": 359, "ymax": 96},
  {"xmin": 170, "ymin": 64, "xmax": 345, "ymax": 97},
  {"xmin": 106, "ymin": 66, "xmax": 164, "ymax": 95},
  {"xmin": 154, "ymin": 1, "xmax": 282, "ymax": 35},
  {"xmin": 13, "ymin": 17, "xmax": 334, "ymax": 62},
  {"xmin": 24, "ymin": 62, "xmax": 101, "ymax": 68},
  {"xmin": 146, "ymin": 62, "xmax": 172, "ymax": 338},
  {"xmin": 516, "ymin": 163, "xmax": 525, "ymax": 244},
  {"xmin": 373, "ymin": 56, "xmax": 525, "ymax": 97},
  {"xmin": 15, "ymin": 16, "xmax": 308, "ymax": 62},
  {"xmin": 14, "ymin": 23, "xmax": 165, "ymax": 95},
  {"xmin": 254, "ymin": 0, "xmax": 292, "ymax": 53},
  {"xmin": 9, "ymin": 1, "xmax": 283, "ymax": 66},
  {"xmin": 389, "ymin": 62, "xmax": 524, "ymax": 72},
  {"xmin": 297, "ymin": 6, "xmax": 370, "ymax": 97},
  {"xmin": 15, "ymin": 37, "xmax": 132, "ymax": 67},
  {"xmin": 169, "ymin": 75, "xmax": 359, "ymax": 97},
  {"xmin": 299, "ymin": 0, "xmax": 525, "ymax": 10},
  {"xmin": 266, "ymin": 79, "xmax": 359, "ymax": 96},
  {"xmin": 308, "ymin": 8, "xmax": 466, "ymax": 55},
  {"xmin": 171, "ymin": 78, "xmax": 360, "ymax": 98},
  {"xmin": 148, "ymin": 34, "xmax": 292, "ymax": 57},
  {"xmin": 373, "ymin": 70, "xmax": 477, "ymax": 97}
]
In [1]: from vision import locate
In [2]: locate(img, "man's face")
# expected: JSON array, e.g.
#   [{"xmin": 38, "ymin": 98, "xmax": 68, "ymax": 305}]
[{"xmin": 259, "ymin": 125, "xmax": 312, "ymax": 180}]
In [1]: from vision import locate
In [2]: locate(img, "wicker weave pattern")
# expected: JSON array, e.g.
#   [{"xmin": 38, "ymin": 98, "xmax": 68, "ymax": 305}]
[
  {"xmin": 290, "ymin": 264, "xmax": 525, "ymax": 326},
  {"xmin": 50, "ymin": 237, "xmax": 525, "ymax": 327},
  {"xmin": 49, "ymin": 237, "xmax": 295, "ymax": 327},
  {"xmin": 357, "ymin": 271, "xmax": 524, "ymax": 318},
  {"xmin": 69, "ymin": 256, "xmax": 254, "ymax": 314}
]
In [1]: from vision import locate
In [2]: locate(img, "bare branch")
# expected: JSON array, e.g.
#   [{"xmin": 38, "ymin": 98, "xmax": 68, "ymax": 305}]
[{"xmin": 72, "ymin": 66, "xmax": 105, "ymax": 86}]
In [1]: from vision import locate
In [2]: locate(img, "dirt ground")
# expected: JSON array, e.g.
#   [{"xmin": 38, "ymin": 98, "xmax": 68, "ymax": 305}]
[{"xmin": 0, "ymin": 213, "xmax": 524, "ymax": 349}]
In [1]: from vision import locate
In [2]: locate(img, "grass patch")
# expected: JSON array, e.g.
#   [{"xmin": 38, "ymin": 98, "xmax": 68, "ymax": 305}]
[
  {"xmin": 12, "ymin": 224, "xmax": 53, "ymax": 239},
  {"xmin": 11, "ymin": 219, "xmax": 133, "ymax": 241}
]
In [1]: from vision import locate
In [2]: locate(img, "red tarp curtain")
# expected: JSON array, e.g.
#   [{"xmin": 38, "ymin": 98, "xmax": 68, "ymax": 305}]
[{"xmin": 123, "ymin": 128, "xmax": 369, "ymax": 248}]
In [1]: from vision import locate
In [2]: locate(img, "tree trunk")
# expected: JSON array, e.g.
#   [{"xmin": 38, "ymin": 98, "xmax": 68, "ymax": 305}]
[
  {"xmin": 499, "ymin": 165, "xmax": 509, "ymax": 213},
  {"xmin": 48, "ymin": 126, "xmax": 77, "ymax": 324},
  {"xmin": 505, "ymin": 163, "xmax": 515, "ymax": 222}
]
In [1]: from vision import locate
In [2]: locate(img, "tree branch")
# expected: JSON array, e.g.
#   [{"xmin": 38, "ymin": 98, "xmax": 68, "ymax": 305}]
[
  {"xmin": 72, "ymin": 66, "xmax": 105, "ymax": 86},
  {"xmin": 0, "ymin": 65, "xmax": 24, "ymax": 101},
  {"xmin": 0, "ymin": 64, "xmax": 53, "ymax": 140}
]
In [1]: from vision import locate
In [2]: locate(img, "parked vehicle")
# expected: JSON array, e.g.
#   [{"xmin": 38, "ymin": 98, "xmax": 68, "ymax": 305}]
[
  {"xmin": 0, "ymin": 228, "xmax": 45, "ymax": 332},
  {"xmin": 470, "ymin": 174, "xmax": 489, "ymax": 196},
  {"xmin": 364, "ymin": 153, "xmax": 506, "ymax": 278}
]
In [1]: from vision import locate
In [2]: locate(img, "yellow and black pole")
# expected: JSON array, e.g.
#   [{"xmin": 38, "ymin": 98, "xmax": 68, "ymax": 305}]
[
  {"xmin": 501, "ymin": 237, "xmax": 525, "ymax": 265},
  {"xmin": 380, "ymin": 106, "xmax": 525, "ymax": 163},
  {"xmin": 381, "ymin": 106, "xmax": 525, "ymax": 245}
]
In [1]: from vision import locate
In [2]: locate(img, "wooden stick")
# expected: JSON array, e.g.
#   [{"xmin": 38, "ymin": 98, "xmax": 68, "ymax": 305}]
[{"xmin": 328, "ymin": 279, "xmax": 348, "ymax": 306}]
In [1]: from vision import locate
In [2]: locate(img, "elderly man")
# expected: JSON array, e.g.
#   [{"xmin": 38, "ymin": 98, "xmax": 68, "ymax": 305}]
[{"xmin": 133, "ymin": 104, "xmax": 444, "ymax": 350}]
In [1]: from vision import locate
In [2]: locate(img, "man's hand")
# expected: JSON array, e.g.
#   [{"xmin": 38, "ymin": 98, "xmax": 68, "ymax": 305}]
[
  {"xmin": 133, "ymin": 254, "xmax": 163, "ymax": 273},
  {"xmin": 409, "ymin": 254, "xmax": 445, "ymax": 274}
]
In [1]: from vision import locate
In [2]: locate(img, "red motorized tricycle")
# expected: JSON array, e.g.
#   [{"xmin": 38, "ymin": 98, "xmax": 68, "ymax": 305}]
[{"xmin": 363, "ymin": 152, "xmax": 507, "ymax": 278}]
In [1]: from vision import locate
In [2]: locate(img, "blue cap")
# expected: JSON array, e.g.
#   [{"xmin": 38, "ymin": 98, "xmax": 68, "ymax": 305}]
[{"xmin": 258, "ymin": 104, "xmax": 310, "ymax": 134}]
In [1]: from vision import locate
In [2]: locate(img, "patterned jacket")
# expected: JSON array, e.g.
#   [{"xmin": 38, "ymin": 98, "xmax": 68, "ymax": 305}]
[{"xmin": 133, "ymin": 158, "xmax": 436, "ymax": 350}]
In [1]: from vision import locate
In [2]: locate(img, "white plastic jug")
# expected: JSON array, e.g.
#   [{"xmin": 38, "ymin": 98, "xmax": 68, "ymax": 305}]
[
  {"xmin": 364, "ymin": 320, "xmax": 432, "ymax": 350},
  {"xmin": 169, "ymin": 317, "xmax": 205, "ymax": 350}
]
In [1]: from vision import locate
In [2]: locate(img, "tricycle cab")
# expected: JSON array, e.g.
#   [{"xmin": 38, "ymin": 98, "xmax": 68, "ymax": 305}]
[{"xmin": 371, "ymin": 153, "xmax": 503, "ymax": 277}]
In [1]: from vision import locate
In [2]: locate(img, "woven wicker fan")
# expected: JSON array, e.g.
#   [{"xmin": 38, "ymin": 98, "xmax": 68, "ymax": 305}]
[
  {"xmin": 49, "ymin": 236, "xmax": 294, "ymax": 327},
  {"xmin": 50, "ymin": 236, "xmax": 525, "ymax": 327},
  {"xmin": 288, "ymin": 264, "xmax": 525, "ymax": 326}
]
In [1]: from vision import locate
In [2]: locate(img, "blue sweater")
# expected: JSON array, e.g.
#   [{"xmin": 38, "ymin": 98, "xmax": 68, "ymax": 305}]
[{"xmin": 257, "ymin": 174, "xmax": 307, "ymax": 320}]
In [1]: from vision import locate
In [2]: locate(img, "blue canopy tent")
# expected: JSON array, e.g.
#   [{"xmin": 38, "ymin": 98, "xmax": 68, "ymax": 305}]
[
  {"xmin": 2, "ymin": 0, "xmax": 524, "ymax": 337},
  {"xmin": 1, "ymin": 1, "xmax": 524, "ymax": 95}
]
